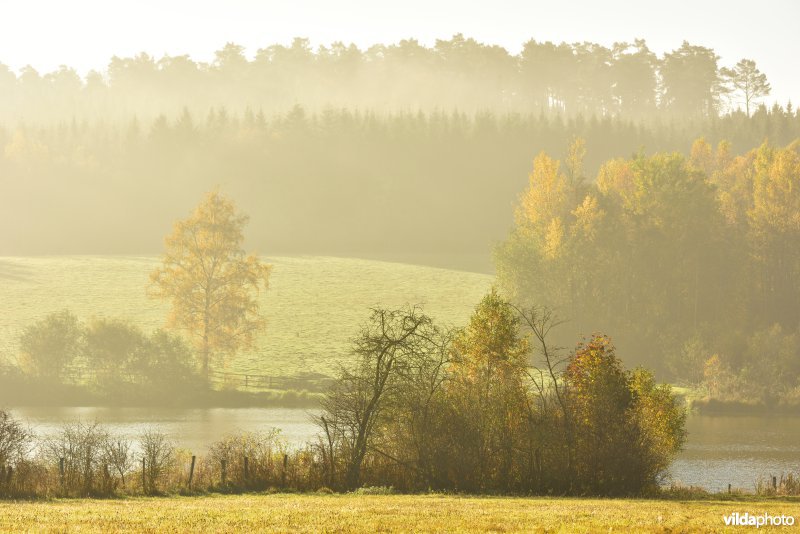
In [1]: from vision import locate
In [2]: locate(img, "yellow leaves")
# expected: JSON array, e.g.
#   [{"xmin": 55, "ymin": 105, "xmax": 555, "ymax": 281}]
[
  {"xmin": 451, "ymin": 288, "xmax": 529, "ymax": 381},
  {"xmin": 514, "ymin": 146, "xmax": 603, "ymax": 263},
  {"xmin": 3, "ymin": 129, "xmax": 49, "ymax": 165},
  {"xmin": 517, "ymin": 152, "xmax": 568, "ymax": 229},
  {"xmin": 717, "ymin": 190, "xmax": 739, "ymax": 226},
  {"xmin": 565, "ymin": 137, "xmax": 587, "ymax": 185},
  {"xmin": 544, "ymin": 217, "xmax": 563, "ymax": 259},
  {"xmin": 715, "ymin": 140, "xmax": 732, "ymax": 170},
  {"xmin": 571, "ymin": 195, "xmax": 604, "ymax": 241},
  {"xmin": 596, "ymin": 158, "xmax": 635, "ymax": 208},
  {"xmin": 150, "ymin": 190, "xmax": 272, "ymax": 380},
  {"xmin": 748, "ymin": 143, "xmax": 800, "ymax": 236},
  {"xmin": 689, "ymin": 138, "xmax": 713, "ymax": 175},
  {"xmin": 702, "ymin": 354, "xmax": 723, "ymax": 398},
  {"xmin": 712, "ymin": 153, "xmax": 753, "ymax": 226},
  {"xmin": 689, "ymin": 136, "xmax": 733, "ymax": 179}
]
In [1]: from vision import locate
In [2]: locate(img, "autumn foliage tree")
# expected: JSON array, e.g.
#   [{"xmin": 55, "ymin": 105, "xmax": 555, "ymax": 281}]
[
  {"xmin": 150, "ymin": 191, "xmax": 271, "ymax": 384},
  {"xmin": 447, "ymin": 289, "xmax": 529, "ymax": 491},
  {"xmin": 564, "ymin": 335, "xmax": 686, "ymax": 495},
  {"xmin": 497, "ymin": 137, "xmax": 800, "ymax": 404},
  {"xmin": 316, "ymin": 296, "xmax": 686, "ymax": 495}
]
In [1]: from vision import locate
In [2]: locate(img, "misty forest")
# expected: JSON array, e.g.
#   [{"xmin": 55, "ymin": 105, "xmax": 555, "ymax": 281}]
[{"xmin": 1, "ymin": 33, "xmax": 800, "ymax": 508}]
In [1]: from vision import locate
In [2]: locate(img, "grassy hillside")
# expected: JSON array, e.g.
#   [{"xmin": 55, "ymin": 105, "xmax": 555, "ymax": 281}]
[
  {"xmin": 1, "ymin": 493, "xmax": 798, "ymax": 533},
  {"xmin": 0, "ymin": 256, "xmax": 492, "ymax": 378}
]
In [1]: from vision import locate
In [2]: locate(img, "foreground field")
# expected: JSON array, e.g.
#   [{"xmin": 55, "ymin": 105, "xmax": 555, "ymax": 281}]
[{"xmin": 1, "ymin": 493, "xmax": 799, "ymax": 533}]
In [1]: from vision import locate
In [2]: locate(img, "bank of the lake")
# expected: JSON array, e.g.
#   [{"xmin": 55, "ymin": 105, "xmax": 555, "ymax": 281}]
[
  {"xmin": 9, "ymin": 407, "xmax": 800, "ymax": 493},
  {"xmin": 0, "ymin": 382, "xmax": 324, "ymax": 409},
  {"xmin": 1, "ymin": 493, "xmax": 799, "ymax": 533}
]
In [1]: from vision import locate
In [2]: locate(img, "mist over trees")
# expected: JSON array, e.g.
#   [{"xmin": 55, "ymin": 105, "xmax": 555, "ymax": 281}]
[
  {"xmin": 1, "ymin": 106, "xmax": 798, "ymax": 265},
  {"xmin": 15, "ymin": 310, "xmax": 202, "ymax": 404},
  {"xmin": 1, "ymin": 33, "xmax": 798, "ymax": 403},
  {"xmin": 496, "ymin": 138, "xmax": 800, "ymax": 403},
  {"xmin": 0, "ymin": 37, "xmax": 781, "ymax": 124},
  {"xmin": 0, "ymin": 36, "xmax": 796, "ymax": 264}
]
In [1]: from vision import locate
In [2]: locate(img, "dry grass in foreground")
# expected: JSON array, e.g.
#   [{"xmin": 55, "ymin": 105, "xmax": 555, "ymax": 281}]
[{"xmin": 1, "ymin": 493, "xmax": 799, "ymax": 533}]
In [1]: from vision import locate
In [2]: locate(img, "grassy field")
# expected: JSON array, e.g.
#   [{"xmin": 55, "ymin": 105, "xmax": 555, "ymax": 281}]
[
  {"xmin": 1, "ymin": 493, "xmax": 799, "ymax": 533},
  {"xmin": 0, "ymin": 255, "xmax": 492, "ymax": 379}
]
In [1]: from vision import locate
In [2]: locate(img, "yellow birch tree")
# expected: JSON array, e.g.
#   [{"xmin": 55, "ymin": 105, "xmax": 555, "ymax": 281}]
[{"xmin": 150, "ymin": 191, "xmax": 271, "ymax": 385}]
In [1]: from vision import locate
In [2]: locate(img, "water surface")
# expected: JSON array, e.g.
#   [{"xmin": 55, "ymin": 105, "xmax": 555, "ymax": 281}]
[
  {"xmin": 11, "ymin": 407, "xmax": 800, "ymax": 492},
  {"xmin": 670, "ymin": 415, "xmax": 800, "ymax": 492}
]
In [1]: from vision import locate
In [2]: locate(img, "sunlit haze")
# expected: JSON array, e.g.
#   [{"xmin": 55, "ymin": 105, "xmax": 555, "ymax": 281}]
[
  {"xmin": 2, "ymin": 1, "xmax": 800, "ymax": 523},
  {"xmin": 1, "ymin": 0, "xmax": 798, "ymax": 104}
]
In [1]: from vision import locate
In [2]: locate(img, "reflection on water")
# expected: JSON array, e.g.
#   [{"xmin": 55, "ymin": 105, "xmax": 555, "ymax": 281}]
[
  {"xmin": 10, "ymin": 408, "xmax": 800, "ymax": 492},
  {"xmin": 669, "ymin": 415, "xmax": 800, "ymax": 492},
  {"xmin": 10, "ymin": 406, "xmax": 320, "ymax": 453}
]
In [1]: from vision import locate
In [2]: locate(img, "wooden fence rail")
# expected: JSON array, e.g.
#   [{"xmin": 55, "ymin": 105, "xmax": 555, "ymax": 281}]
[{"xmin": 58, "ymin": 367, "xmax": 334, "ymax": 393}]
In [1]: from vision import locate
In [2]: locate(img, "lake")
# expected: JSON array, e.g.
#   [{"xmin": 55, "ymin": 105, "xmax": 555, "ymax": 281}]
[
  {"xmin": 3, "ymin": 255, "xmax": 797, "ymax": 492},
  {"xmin": 9, "ymin": 407, "xmax": 800, "ymax": 493},
  {"xmin": 672, "ymin": 415, "xmax": 800, "ymax": 492}
]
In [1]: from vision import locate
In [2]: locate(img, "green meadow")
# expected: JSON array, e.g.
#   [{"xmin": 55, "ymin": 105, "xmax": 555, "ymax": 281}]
[{"xmin": 0, "ymin": 255, "xmax": 492, "ymax": 379}]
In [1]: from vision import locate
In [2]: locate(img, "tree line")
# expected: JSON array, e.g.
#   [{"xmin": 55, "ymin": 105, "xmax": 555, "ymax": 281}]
[
  {"xmin": 0, "ymin": 294, "xmax": 685, "ymax": 498},
  {"xmin": 0, "ymin": 36, "xmax": 778, "ymax": 125},
  {"xmin": 496, "ymin": 137, "xmax": 800, "ymax": 406},
  {"xmin": 3, "ymin": 106, "xmax": 799, "ymax": 264},
  {"xmin": 1, "ymin": 190, "xmax": 686, "ymax": 496},
  {"xmin": 2, "ymin": 192, "xmax": 275, "ymax": 405},
  {"xmin": 13, "ymin": 310, "xmax": 202, "ymax": 403},
  {"xmin": 316, "ymin": 295, "xmax": 684, "ymax": 495}
]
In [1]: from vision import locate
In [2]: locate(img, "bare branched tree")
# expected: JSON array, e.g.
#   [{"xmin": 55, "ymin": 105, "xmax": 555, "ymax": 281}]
[
  {"xmin": 0, "ymin": 410, "xmax": 32, "ymax": 468},
  {"xmin": 139, "ymin": 429, "xmax": 175, "ymax": 494},
  {"xmin": 315, "ymin": 306, "xmax": 438, "ymax": 489},
  {"xmin": 102, "ymin": 437, "xmax": 133, "ymax": 488},
  {"xmin": 511, "ymin": 304, "xmax": 574, "ymax": 487}
]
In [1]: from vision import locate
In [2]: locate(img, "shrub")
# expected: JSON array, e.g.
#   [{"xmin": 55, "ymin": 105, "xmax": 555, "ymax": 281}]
[
  {"xmin": 101, "ymin": 436, "xmax": 134, "ymax": 490},
  {"xmin": 19, "ymin": 310, "xmax": 82, "ymax": 383},
  {"xmin": 0, "ymin": 410, "xmax": 36, "ymax": 498},
  {"xmin": 563, "ymin": 336, "xmax": 687, "ymax": 495},
  {"xmin": 139, "ymin": 429, "xmax": 176, "ymax": 495},
  {"xmin": 40, "ymin": 422, "xmax": 111, "ymax": 497},
  {"xmin": 0, "ymin": 409, "xmax": 31, "ymax": 467},
  {"xmin": 206, "ymin": 430, "xmax": 286, "ymax": 490}
]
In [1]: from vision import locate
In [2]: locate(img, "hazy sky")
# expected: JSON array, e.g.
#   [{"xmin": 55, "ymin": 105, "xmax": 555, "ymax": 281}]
[{"xmin": 1, "ymin": 0, "xmax": 798, "ymax": 105}]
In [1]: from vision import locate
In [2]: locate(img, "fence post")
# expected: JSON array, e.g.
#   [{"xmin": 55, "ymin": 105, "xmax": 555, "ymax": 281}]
[
  {"xmin": 141, "ymin": 458, "xmax": 146, "ymax": 493},
  {"xmin": 728, "ymin": 483, "xmax": 731, "ymax": 494},
  {"xmin": 773, "ymin": 476, "xmax": 777, "ymax": 490},
  {"xmin": 221, "ymin": 459, "xmax": 227, "ymax": 485},
  {"xmin": 5, "ymin": 466, "xmax": 11, "ymax": 484},
  {"xmin": 188, "ymin": 455, "xmax": 196, "ymax": 488}
]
